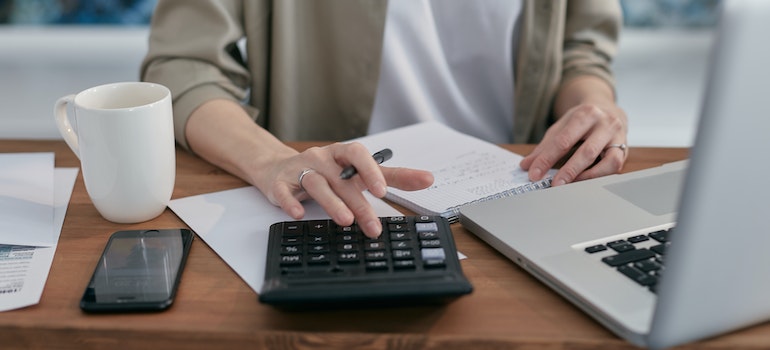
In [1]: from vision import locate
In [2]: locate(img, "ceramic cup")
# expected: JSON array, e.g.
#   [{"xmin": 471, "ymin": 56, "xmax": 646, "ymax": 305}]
[{"xmin": 53, "ymin": 82, "xmax": 175, "ymax": 223}]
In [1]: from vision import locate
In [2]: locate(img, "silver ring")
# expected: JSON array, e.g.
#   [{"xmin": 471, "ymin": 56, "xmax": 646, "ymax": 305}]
[
  {"xmin": 297, "ymin": 169, "xmax": 314, "ymax": 192},
  {"xmin": 605, "ymin": 143, "xmax": 628, "ymax": 156}
]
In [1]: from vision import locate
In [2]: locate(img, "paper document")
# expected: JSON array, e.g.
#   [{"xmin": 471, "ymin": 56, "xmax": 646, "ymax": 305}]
[
  {"xmin": 349, "ymin": 122, "xmax": 555, "ymax": 221},
  {"xmin": 169, "ymin": 186, "xmax": 402, "ymax": 294},
  {"xmin": 0, "ymin": 167, "xmax": 78, "ymax": 311},
  {"xmin": 0, "ymin": 153, "xmax": 56, "ymax": 246}
]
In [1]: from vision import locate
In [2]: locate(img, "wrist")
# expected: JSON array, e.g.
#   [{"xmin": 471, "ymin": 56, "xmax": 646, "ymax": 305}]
[
  {"xmin": 555, "ymin": 75, "xmax": 616, "ymax": 116},
  {"xmin": 242, "ymin": 146, "xmax": 298, "ymax": 192},
  {"xmin": 186, "ymin": 99, "xmax": 298, "ymax": 189}
]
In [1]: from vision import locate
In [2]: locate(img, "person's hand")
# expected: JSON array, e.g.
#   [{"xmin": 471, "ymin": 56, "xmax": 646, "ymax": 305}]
[
  {"xmin": 184, "ymin": 99, "xmax": 432, "ymax": 239},
  {"xmin": 257, "ymin": 142, "xmax": 434, "ymax": 238},
  {"xmin": 520, "ymin": 102, "xmax": 628, "ymax": 186}
]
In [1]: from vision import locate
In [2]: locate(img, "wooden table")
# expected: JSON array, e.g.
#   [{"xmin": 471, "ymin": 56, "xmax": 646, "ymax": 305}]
[{"xmin": 1, "ymin": 140, "xmax": 766, "ymax": 349}]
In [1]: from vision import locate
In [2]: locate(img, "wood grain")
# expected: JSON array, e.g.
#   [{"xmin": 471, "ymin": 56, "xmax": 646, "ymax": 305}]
[{"xmin": 3, "ymin": 140, "xmax": 764, "ymax": 350}]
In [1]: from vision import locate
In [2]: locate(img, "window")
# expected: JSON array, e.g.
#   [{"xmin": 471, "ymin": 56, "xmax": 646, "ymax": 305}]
[{"xmin": 0, "ymin": 0, "xmax": 156, "ymax": 25}]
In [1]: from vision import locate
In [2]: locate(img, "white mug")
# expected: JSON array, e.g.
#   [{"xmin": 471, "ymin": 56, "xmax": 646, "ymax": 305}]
[{"xmin": 53, "ymin": 82, "xmax": 175, "ymax": 223}]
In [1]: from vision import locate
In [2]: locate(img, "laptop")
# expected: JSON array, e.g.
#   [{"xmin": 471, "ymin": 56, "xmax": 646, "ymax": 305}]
[{"xmin": 459, "ymin": 1, "xmax": 770, "ymax": 349}]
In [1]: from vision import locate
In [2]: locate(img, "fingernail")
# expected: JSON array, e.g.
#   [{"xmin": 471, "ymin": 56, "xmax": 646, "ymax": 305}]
[
  {"xmin": 366, "ymin": 220, "xmax": 382, "ymax": 238},
  {"xmin": 530, "ymin": 168, "xmax": 542, "ymax": 180},
  {"xmin": 553, "ymin": 178, "xmax": 567, "ymax": 186},
  {"xmin": 373, "ymin": 181, "xmax": 387, "ymax": 197},
  {"xmin": 289, "ymin": 206, "xmax": 303, "ymax": 219},
  {"xmin": 336, "ymin": 210, "xmax": 354, "ymax": 226}
]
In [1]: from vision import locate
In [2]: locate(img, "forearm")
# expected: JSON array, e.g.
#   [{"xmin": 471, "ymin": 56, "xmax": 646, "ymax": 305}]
[{"xmin": 185, "ymin": 99, "xmax": 297, "ymax": 190}]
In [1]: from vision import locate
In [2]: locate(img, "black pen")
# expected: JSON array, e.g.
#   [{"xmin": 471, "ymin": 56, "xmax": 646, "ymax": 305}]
[{"xmin": 340, "ymin": 148, "xmax": 393, "ymax": 179}]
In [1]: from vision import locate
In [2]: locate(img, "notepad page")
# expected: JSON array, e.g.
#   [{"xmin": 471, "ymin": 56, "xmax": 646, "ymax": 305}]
[
  {"xmin": 389, "ymin": 148, "xmax": 532, "ymax": 214},
  {"xmin": 350, "ymin": 121, "xmax": 546, "ymax": 216}
]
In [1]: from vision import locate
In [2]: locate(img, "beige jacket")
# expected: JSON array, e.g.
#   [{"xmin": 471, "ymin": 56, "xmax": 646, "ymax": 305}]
[{"xmin": 141, "ymin": 0, "xmax": 621, "ymax": 150}]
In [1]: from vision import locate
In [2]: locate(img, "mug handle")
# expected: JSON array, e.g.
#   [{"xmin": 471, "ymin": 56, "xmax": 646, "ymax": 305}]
[{"xmin": 53, "ymin": 94, "xmax": 81, "ymax": 159}]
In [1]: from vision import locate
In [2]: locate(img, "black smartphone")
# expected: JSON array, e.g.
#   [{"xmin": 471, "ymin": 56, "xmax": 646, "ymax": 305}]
[{"xmin": 80, "ymin": 228, "xmax": 194, "ymax": 313}]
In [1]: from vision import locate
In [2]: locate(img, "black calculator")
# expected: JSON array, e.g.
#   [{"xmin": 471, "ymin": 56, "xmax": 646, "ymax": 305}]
[{"xmin": 259, "ymin": 215, "xmax": 473, "ymax": 307}]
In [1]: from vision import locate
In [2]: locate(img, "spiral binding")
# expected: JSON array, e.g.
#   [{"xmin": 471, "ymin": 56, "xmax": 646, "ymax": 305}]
[{"xmin": 444, "ymin": 177, "xmax": 553, "ymax": 222}]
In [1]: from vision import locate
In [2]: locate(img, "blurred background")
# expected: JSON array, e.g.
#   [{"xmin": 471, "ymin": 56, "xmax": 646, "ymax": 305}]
[{"xmin": 0, "ymin": 0, "xmax": 720, "ymax": 147}]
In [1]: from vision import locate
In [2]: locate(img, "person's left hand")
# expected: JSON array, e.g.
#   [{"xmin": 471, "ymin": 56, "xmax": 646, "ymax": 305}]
[{"xmin": 520, "ymin": 102, "xmax": 628, "ymax": 186}]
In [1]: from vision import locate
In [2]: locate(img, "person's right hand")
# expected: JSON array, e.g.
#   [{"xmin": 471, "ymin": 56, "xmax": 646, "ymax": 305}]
[
  {"xmin": 185, "ymin": 99, "xmax": 433, "ymax": 239},
  {"xmin": 255, "ymin": 142, "xmax": 434, "ymax": 238}
]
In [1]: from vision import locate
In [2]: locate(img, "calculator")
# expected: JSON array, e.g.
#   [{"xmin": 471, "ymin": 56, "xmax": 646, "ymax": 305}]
[{"xmin": 259, "ymin": 215, "xmax": 473, "ymax": 307}]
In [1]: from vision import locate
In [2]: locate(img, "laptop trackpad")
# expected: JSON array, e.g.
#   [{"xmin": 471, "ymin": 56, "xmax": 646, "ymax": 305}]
[{"xmin": 604, "ymin": 170, "xmax": 685, "ymax": 216}]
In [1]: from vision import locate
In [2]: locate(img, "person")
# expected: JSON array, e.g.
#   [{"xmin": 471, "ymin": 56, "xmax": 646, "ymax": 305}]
[{"xmin": 141, "ymin": 0, "xmax": 628, "ymax": 238}]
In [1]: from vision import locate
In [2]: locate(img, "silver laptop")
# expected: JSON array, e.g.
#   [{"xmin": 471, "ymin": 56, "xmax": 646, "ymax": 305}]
[{"xmin": 459, "ymin": 1, "xmax": 770, "ymax": 349}]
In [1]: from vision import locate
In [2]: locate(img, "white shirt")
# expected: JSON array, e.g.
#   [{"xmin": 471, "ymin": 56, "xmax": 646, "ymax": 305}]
[{"xmin": 368, "ymin": 0, "xmax": 523, "ymax": 143}]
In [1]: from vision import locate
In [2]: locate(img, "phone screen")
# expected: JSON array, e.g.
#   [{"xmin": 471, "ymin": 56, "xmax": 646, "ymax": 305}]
[{"xmin": 80, "ymin": 229, "xmax": 194, "ymax": 312}]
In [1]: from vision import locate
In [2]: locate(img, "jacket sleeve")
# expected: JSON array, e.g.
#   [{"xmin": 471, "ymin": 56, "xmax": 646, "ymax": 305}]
[
  {"xmin": 562, "ymin": 0, "xmax": 622, "ymax": 95},
  {"xmin": 140, "ymin": 0, "xmax": 253, "ymax": 150}
]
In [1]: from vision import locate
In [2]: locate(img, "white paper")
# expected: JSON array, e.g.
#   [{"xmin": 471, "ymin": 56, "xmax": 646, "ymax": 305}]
[
  {"xmin": 349, "ymin": 121, "xmax": 555, "ymax": 215},
  {"xmin": 0, "ymin": 153, "xmax": 56, "ymax": 246},
  {"xmin": 0, "ymin": 167, "xmax": 78, "ymax": 311},
  {"xmin": 169, "ymin": 186, "xmax": 402, "ymax": 294}
]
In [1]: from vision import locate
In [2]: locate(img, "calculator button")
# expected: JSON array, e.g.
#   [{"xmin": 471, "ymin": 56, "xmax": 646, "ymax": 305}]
[
  {"xmin": 337, "ymin": 252, "xmax": 360, "ymax": 263},
  {"xmin": 391, "ymin": 241, "xmax": 412, "ymax": 249},
  {"xmin": 309, "ymin": 235, "xmax": 329, "ymax": 244},
  {"xmin": 393, "ymin": 259, "xmax": 416, "ymax": 269},
  {"xmin": 392, "ymin": 249, "xmax": 413, "ymax": 259},
  {"xmin": 421, "ymin": 248, "xmax": 446, "ymax": 261},
  {"xmin": 338, "ymin": 234, "xmax": 358, "ymax": 242},
  {"xmin": 365, "ymin": 261, "xmax": 389, "ymax": 271},
  {"xmin": 281, "ymin": 246, "xmax": 301, "ymax": 255},
  {"xmin": 419, "ymin": 231, "xmax": 439, "ymax": 239},
  {"xmin": 420, "ymin": 239, "xmax": 442, "ymax": 248},
  {"xmin": 336, "ymin": 225, "xmax": 357, "ymax": 234},
  {"xmin": 337, "ymin": 243, "xmax": 359, "ymax": 252},
  {"xmin": 308, "ymin": 244, "xmax": 329, "ymax": 253},
  {"xmin": 389, "ymin": 232, "xmax": 409, "ymax": 241},
  {"xmin": 283, "ymin": 223, "xmax": 303, "ymax": 235},
  {"xmin": 415, "ymin": 215, "xmax": 432, "ymax": 222},
  {"xmin": 415, "ymin": 222, "xmax": 438, "ymax": 232},
  {"xmin": 423, "ymin": 259, "xmax": 446, "ymax": 268},
  {"xmin": 386, "ymin": 216, "xmax": 407, "ymax": 223},
  {"xmin": 365, "ymin": 250, "xmax": 387, "ymax": 261},
  {"xmin": 364, "ymin": 241, "xmax": 386, "ymax": 250},
  {"xmin": 337, "ymin": 243, "xmax": 358, "ymax": 251},
  {"xmin": 388, "ymin": 223, "xmax": 408, "ymax": 232},
  {"xmin": 308, "ymin": 220, "xmax": 329, "ymax": 234},
  {"xmin": 308, "ymin": 254, "xmax": 330, "ymax": 265},
  {"xmin": 421, "ymin": 247, "xmax": 447, "ymax": 268},
  {"xmin": 280, "ymin": 255, "xmax": 302, "ymax": 266},
  {"xmin": 281, "ymin": 236, "xmax": 302, "ymax": 245}
]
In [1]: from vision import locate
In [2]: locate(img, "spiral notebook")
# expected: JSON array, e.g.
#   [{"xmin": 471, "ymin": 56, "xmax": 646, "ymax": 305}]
[{"xmin": 351, "ymin": 122, "xmax": 554, "ymax": 222}]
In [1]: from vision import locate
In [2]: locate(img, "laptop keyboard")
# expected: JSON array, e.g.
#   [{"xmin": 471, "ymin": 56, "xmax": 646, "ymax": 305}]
[{"xmin": 584, "ymin": 228, "xmax": 673, "ymax": 293}]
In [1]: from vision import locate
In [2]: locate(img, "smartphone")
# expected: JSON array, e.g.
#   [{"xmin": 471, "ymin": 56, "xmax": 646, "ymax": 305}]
[{"xmin": 80, "ymin": 228, "xmax": 194, "ymax": 312}]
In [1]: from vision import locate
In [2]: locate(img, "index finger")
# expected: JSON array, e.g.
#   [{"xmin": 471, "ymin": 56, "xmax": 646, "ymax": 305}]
[
  {"xmin": 521, "ymin": 133, "xmax": 585, "ymax": 182},
  {"xmin": 334, "ymin": 143, "xmax": 389, "ymax": 198}
]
